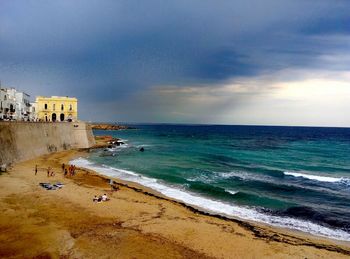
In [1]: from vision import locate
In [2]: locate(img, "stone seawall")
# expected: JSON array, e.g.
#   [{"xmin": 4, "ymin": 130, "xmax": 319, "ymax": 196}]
[{"xmin": 0, "ymin": 122, "xmax": 95, "ymax": 165}]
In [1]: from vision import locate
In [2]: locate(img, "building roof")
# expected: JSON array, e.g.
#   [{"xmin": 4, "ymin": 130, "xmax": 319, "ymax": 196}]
[{"xmin": 36, "ymin": 96, "xmax": 77, "ymax": 101}]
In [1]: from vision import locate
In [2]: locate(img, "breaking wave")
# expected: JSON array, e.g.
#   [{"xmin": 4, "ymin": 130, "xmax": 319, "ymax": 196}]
[{"xmin": 284, "ymin": 171, "xmax": 350, "ymax": 185}]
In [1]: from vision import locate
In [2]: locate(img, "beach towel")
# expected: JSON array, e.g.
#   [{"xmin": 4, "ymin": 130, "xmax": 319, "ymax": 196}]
[{"xmin": 39, "ymin": 182, "xmax": 64, "ymax": 190}]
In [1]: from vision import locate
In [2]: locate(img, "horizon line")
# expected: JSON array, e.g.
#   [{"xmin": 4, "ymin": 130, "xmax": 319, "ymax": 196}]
[{"xmin": 89, "ymin": 121, "xmax": 350, "ymax": 129}]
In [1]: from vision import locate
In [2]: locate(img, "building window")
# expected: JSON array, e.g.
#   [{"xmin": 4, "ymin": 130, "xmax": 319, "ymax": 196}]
[
  {"xmin": 53, "ymin": 104, "xmax": 56, "ymax": 110},
  {"xmin": 44, "ymin": 103, "xmax": 48, "ymax": 110},
  {"xmin": 69, "ymin": 104, "xmax": 72, "ymax": 111},
  {"xmin": 61, "ymin": 104, "xmax": 64, "ymax": 111},
  {"xmin": 52, "ymin": 113, "xmax": 57, "ymax": 122}
]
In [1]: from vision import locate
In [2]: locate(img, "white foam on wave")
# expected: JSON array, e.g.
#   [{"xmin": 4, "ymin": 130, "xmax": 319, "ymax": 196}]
[
  {"xmin": 72, "ymin": 157, "xmax": 350, "ymax": 241},
  {"xmin": 186, "ymin": 174, "xmax": 215, "ymax": 184},
  {"xmin": 218, "ymin": 171, "xmax": 256, "ymax": 181},
  {"xmin": 225, "ymin": 189, "xmax": 239, "ymax": 195},
  {"xmin": 284, "ymin": 171, "xmax": 349, "ymax": 184}
]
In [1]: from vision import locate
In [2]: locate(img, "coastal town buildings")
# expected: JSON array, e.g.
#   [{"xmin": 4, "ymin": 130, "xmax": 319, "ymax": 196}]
[
  {"xmin": 0, "ymin": 85, "xmax": 78, "ymax": 122},
  {"xmin": 35, "ymin": 96, "xmax": 78, "ymax": 122}
]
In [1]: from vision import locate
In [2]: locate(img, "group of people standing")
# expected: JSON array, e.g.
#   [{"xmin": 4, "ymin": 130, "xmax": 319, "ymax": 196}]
[
  {"xmin": 34, "ymin": 165, "xmax": 55, "ymax": 177},
  {"xmin": 47, "ymin": 166, "xmax": 55, "ymax": 177},
  {"xmin": 34, "ymin": 163, "xmax": 78, "ymax": 177},
  {"xmin": 62, "ymin": 163, "xmax": 77, "ymax": 177}
]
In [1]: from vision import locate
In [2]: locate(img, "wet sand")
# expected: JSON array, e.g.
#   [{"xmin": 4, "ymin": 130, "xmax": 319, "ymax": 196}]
[{"xmin": 1, "ymin": 147, "xmax": 350, "ymax": 258}]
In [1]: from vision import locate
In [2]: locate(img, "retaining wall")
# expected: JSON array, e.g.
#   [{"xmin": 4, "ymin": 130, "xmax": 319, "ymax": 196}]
[{"xmin": 0, "ymin": 121, "xmax": 95, "ymax": 165}]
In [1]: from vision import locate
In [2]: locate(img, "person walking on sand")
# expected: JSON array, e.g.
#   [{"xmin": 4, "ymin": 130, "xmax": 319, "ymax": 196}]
[
  {"xmin": 64, "ymin": 168, "xmax": 68, "ymax": 177},
  {"xmin": 62, "ymin": 163, "xmax": 65, "ymax": 172},
  {"xmin": 35, "ymin": 165, "xmax": 38, "ymax": 175}
]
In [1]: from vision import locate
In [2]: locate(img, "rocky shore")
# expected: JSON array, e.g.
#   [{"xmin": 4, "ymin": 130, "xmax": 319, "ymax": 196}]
[{"xmin": 91, "ymin": 123, "xmax": 136, "ymax": 130}]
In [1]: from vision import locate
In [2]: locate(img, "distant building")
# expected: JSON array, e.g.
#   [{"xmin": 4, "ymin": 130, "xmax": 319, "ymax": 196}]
[
  {"xmin": 15, "ymin": 90, "xmax": 31, "ymax": 120},
  {"xmin": 29, "ymin": 102, "xmax": 37, "ymax": 121},
  {"xmin": 0, "ymin": 88, "xmax": 30, "ymax": 120},
  {"xmin": 0, "ymin": 88, "xmax": 8, "ymax": 119},
  {"xmin": 35, "ymin": 96, "xmax": 78, "ymax": 122}
]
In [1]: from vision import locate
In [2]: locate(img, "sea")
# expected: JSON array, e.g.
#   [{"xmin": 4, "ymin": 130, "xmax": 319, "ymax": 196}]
[{"xmin": 72, "ymin": 125, "xmax": 350, "ymax": 241}]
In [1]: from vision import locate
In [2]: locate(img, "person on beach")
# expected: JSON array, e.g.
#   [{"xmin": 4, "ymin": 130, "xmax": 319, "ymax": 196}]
[
  {"xmin": 102, "ymin": 194, "xmax": 109, "ymax": 201},
  {"xmin": 64, "ymin": 168, "xmax": 68, "ymax": 177},
  {"xmin": 50, "ymin": 170, "xmax": 55, "ymax": 177},
  {"xmin": 93, "ymin": 195, "xmax": 99, "ymax": 202},
  {"xmin": 61, "ymin": 163, "xmax": 65, "ymax": 172},
  {"xmin": 35, "ymin": 165, "xmax": 38, "ymax": 175},
  {"xmin": 47, "ymin": 167, "xmax": 51, "ymax": 177},
  {"xmin": 69, "ymin": 165, "xmax": 75, "ymax": 176}
]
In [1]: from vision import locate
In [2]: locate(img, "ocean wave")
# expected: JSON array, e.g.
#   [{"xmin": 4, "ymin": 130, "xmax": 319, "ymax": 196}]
[
  {"xmin": 216, "ymin": 171, "xmax": 280, "ymax": 185},
  {"xmin": 104, "ymin": 143, "xmax": 129, "ymax": 152},
  {"xmin": 217, "ymin": 171, "xmax": 350, "ymax": 197},
  {"xmin": 284, "ymin": 171, "xmax": 350, "ymax": 185},
  {"xmin": 218, "ymin": 171, "xmax": 254, "ymax": 180},
  {"xmin": 71, "ymin": 157, "xmax": 350, "ymax": 241},
  {"xmin": 186, "ymin": 174, "xmax": 215, "ymax": 184},
  {"xmin": 225, "ymin": 189, "xmax": 239, "ymax": 195}
]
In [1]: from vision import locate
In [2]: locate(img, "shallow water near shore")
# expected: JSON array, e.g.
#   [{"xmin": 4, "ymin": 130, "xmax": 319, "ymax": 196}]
[{"xmin": 73, "ymin": 125, "xmax": 350, "ymax": 241}]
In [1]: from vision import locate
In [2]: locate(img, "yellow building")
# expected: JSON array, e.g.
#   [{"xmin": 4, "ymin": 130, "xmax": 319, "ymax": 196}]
[{"xmin": 35, "ymin": 96, "xmax": 78, "ymax": 122}]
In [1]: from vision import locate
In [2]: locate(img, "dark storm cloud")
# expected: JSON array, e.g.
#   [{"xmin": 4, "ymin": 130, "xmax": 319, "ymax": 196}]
[{"xmin": 0, "ymin": 0, "xmax": 349, "ymax": 122}]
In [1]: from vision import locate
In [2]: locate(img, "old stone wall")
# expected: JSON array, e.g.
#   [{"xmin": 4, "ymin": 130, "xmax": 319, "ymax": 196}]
[{"xmin": 0, "ymin": 122, "xmax": 95, "ymax": 165}]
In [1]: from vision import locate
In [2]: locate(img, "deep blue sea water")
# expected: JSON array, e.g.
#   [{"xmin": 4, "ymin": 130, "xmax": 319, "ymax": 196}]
[{"xmin": 73, "ymin": 125, "xmax": 350, "ymax": 241}]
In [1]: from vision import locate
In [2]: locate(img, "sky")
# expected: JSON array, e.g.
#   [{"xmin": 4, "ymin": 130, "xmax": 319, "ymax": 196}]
[{"xmin": 0, "ymin": 0, "xmax": 349, "ymax": 126}]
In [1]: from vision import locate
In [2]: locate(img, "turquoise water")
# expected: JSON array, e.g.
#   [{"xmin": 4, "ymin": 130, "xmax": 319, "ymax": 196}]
[{"xmin": 74, "ymin": 125, "xmax": 350, "ymax": 240}]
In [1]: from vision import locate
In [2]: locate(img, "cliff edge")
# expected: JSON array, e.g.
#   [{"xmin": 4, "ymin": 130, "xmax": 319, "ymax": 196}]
[{"xmin": 91, "ymin": 123, "xmax": 135, "ymax": 130}]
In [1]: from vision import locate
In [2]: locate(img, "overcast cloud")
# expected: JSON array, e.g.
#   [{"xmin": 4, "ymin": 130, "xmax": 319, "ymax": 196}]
[{"xmin": 0, "ymin": 0, "xmax": 349, "ymax": 126}]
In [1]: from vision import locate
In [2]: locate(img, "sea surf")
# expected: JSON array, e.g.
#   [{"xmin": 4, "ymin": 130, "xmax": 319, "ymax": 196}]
[{"xmin": 73, "ymin": 125, "xmax": 350, "ymax": 241}]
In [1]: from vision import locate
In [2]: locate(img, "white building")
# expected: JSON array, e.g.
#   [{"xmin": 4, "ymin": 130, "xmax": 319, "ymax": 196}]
[
  {"xmin": 0, "ymin": 88, "xmax": 6, "ymax": 119},
  {"xmin": 15, "ymin": 91, "xmax": 31, "ymax": 120},
  {"xmin": 0, "ymin": 88, "xmax": 32, "ymax": 121},
  {"xmin": 0, "ymin": 88, "xmax": 16, "ymax": 120},
  {"xmin": 29, "ymin": 102, "xmax": 37, "ymax": 121}
]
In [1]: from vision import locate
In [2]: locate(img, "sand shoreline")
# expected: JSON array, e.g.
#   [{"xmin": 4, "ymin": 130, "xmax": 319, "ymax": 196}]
[
  {"xmin": 71, "ymin": 153, "xmax": 350, "ymax": 253},
  {"xmin": 0, "ymin": 144, "xmax": 349, "ymax": 258}
]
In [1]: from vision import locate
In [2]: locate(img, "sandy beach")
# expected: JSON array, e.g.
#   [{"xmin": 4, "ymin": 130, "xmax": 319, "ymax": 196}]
[{"xmin": 1, "ymin": 143, "xmax": 350, "ymax": 258}]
